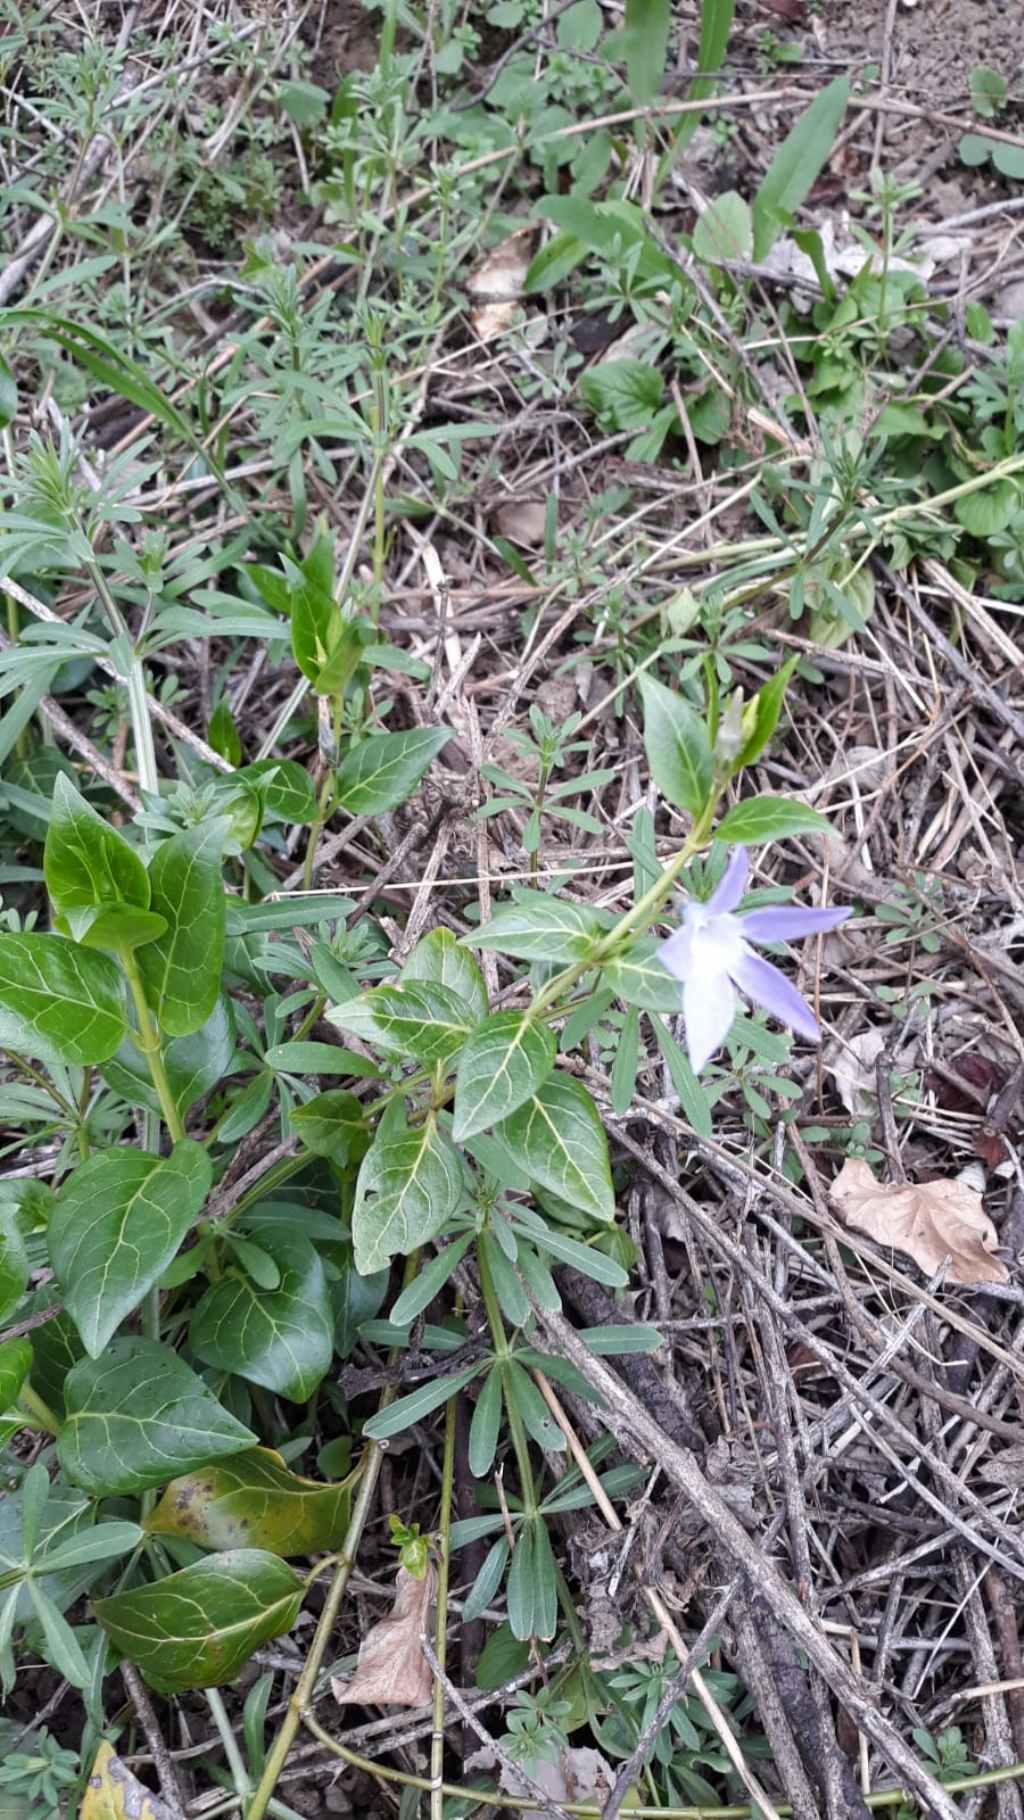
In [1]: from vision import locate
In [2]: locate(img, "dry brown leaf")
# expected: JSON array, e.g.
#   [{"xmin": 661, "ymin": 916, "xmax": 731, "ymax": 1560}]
[
  {"xmin": 466, "ymin": 225, "xmax": 537, "ymax": 342},
  {"xmin": 830, "ymin": 1156, "xmax": 1008, "ymax": 1286},
  {"xmin": 829, "ymin": 1028, "xmax": 887, "ymax": 1119},
  {"xmin": 493, "ymin": 499, "xmax": 547, "ymax": 546},
  {"xmin": 500, "ymin": 1746, "xmax": 617, "ymax": 1820},
  {"xmin": 331, "ymin": 1564, "xmax": 435, "ymax": 1709}
]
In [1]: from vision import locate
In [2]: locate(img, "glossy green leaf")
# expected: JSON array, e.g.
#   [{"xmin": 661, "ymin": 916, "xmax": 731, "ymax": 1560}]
[
  {"xmin": 291, "ymin": 1089, "xmax": 369, "ymax": 1162},
  {"xmin": 453, "ymin": 1012, "xmax": 556, "ymax": 1141},
  {"xmin": 236, "ymin": 759, "xmax": 317, "ymax": 825},
  {"xmin": 752, "ymin": 75, "xmax": 851, "ymax": 260},
  {"xmin": 352, "ymin": 1106, "xmax": 464, "ymax": 1276},
  {"xmin": 190, "ymin": 1229, "xmax": 333, "ymax": 1403},
  {"xmin": 402, "ymin": 928, "xmax": 488, "ymax": 1019},
  {"xmin": 137, "ymin": 821, "xmax": 227, "ymax": 1036},
  {"xmin": 57, "ymin": 904, "xmax": 167, "ymax": 952},
  {"xmin": 93, "ymin": 1549, "xmax": 303, "ymax": 1693},
  {"xmin": 265, "ymin": 1040, "xmax": 376, "ymax": 1078},
  {"xmin": 0, "ymin": 932, "xmax": 126, "ymax": 1067},
  {"xmin": 602, "ymin": 937, "xmax": 681, "ymax": 1012},
  {"xmin": 44, "ymin": 775, "xmax": 149, "ymax": 924},
  {"xmin": 58, "ymin": 1337, "xmax": 256, "ymax": 1496},
  {"xmin": 101, "ymin": 995, "xmax": 234, "ymax": 1120},
  {"xmin": 332, "ymin": 1248, "xmax": 389, "ymax": 1358},
  {"xmin": 714, "ymin": 796, "xmax": 833, "ymax": 846},
  {"xmin": 0, "ymin": 1337, "xmax": 32, "ymax": 1413},
  {"xmin": 491, "ymin": 1076, "xmax": 614, "ymax": 1222},
  {"xmin": 468, "ymin": 891, "xmax": 610, "ymax": 963},
  {"xmin": 0, "ymin": 1210, "xmax": 28, "ymax": 1325},
  {"xmin": 638, "ymin": 673, "xmax": 712, "ymax": 818},
  {"xmin": 330, "ymin": 980, "xmax": 477, "ymax": 1065},
  {"xmin": 48, "ymin": 1141, "xmax": 212, "ymax": 1357},
  {"xmin": 335, "ymin": 728, "xmax": 448, "ymax": 814},
  {"xmin": 145, "ymin": 1447, "xmax": 351, "ymax": 1556}
]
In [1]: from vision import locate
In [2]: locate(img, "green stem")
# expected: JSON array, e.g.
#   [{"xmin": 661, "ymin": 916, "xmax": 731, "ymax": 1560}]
[
  {"xmin": 245, "ymin": 1253, "xmax": 422, "ymax": 1820},
  {"xmin": 207, "ymin": 1686, "xmax": 251, "ymax": 1797},
  {"xmin": 430, "ymin": 1388, "xmax": 457, "ymax": 1820},
  {"xmin": 119, "ymin": 948, "xmax": 184, "ymax": 1143},
  {"xmin": 532, "ymin": 801, "xmax": 718, "ymax": 1017},
  {"xmin": 16, "ymin": 1384, "xmax": 60, "ymax": 1435}
]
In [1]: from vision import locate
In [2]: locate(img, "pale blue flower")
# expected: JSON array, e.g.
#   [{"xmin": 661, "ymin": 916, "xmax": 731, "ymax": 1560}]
[{"xmin": 657, "ymin": 847, "xmax": 851, "ymax": 1072}]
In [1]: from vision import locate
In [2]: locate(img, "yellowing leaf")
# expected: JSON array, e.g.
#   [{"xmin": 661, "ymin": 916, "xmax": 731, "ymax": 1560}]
[
  {"xmin": 143, "ymin": 1447, "xmax": 352, "ymax": 1556},
  {"xmin": 831, "ymin": 1157, "xmax": 1008, "ymax": 1286},
  {"xmin": 80, "ymin": 1741, "xmax": 175, "ymax": 1820},
  {"xmin": 332, "ymin": 1564, "xmax": 435, "ymax": 1708}
]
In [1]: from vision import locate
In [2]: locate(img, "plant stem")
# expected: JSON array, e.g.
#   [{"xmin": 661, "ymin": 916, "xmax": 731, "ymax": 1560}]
[
  {"xmin": 206, "ymin": 1687, "xmax": 251, "ymax": 1798},
  {"xmin": 245, "ymin": 1253, "xmax": 421, "ymax": 1820},
  {"xmin": 430, "ymin": 1389, "xmax": 457, "ymax": 1820},
  {"xmin": 16, "ymin": 1383, "xmax": 61, "ymax": 1434},
  {"xmin": 119, "ymin": 948, "xmax": 184, "ymax": 1143}
]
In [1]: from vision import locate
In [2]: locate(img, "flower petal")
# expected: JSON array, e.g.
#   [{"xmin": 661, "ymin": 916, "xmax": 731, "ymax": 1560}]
[
  {"xmin": 683, "ymin": 972, "xmax": 737, "ymax": 1072},
  {"xmin": 730, "ymin": 949, "xmax": 820, "ymax": 1042},
  {"xmin": 741, "ymin": 905, "xmax": 851, "ymax": 943},
  {"xmin": 656, "ymin": 925, "xmax": 693, "ymax": 985},
  {"xmin": 707, "ymin": 846, "xmax": 749, "ymax": 914}
]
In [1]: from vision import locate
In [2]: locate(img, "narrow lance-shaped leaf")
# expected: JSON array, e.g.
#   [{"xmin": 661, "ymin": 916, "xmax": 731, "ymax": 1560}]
[
  {"xmin": 48, "ymin": 1140, "xmax": 212, "ymax": 1357},
  {"xmin": 714, "ymin": 796, "xmax": 833, "ymax": 846},
  {"xmin": 752, "ymin": 75, "xmax": 851, "ymax": 261},
  {"xmin": 93, "ymin": 1549, "xmax": 304, "ymax": 1693}
]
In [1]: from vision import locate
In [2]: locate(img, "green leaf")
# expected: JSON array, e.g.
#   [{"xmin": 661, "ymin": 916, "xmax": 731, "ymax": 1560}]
[
  {"xmin": 390, "ymin": 1233, "xmax": 473, "ymax": 1324},
  {"xmin": 623, "ymin": 0, "xmax": 671, "ymax": 102},
  {"xmin": 491, "ymin": 1076, "xmax": 614, "ymax": 1223},
  {"xmin": 208, "ymin": 700, "xmax": 242, "ymax": 767},
  {"xmin": 48, "ymin": 1141, "xmax": 212, "ymax": 1357},
  {"xmin": 475, "ymin": 1620, "xmax": 531, "ymax": 1688},
  {"xmin": 958, "ymin": 132, "xmax": 994, "ymax": 168},
  {"xmin": 236, "ymin": 759, "xmax": 316, "ymax": 825},
  {"xmin": 362, "ymin": 1362, "xmax": 483, "ymax": 1441},
  {"xmin": 0, "ymin": 310, "xmax": 196, "ymax": 445},
  {"xmin": 291, "ymin": 1089, "xmax": 369, "ymax": 1163},
  {"xmin": 506, "ymin": 1522, "xmax": 535, "ymax": 1639},
  {"xmin": 0, "ymin": 354, "xmax": 16, "ymax": 430},
  {"xmin": 44, "ymin": 775, "xmax": 149, "ymax": 921},
  {"xmin": 993, "ymin": 143, "xmax": 1024, "ymax": 180},
  {"xmin": 190, "ymin": 1229, "xmax": 333, "ymax": 1404},
  {"xmin": 580, "ymin": 359, "xmax": 664, "ymax": 432},
  {"xmin": 335, "ymin": 728, "xmax": 447, "ymax": 814},
  {"xmin": 651, "ymin": 1016, "xmax": 713, "ymax": 1139},
  {"xmin": 26, "ymin": 1578, "xmax": 90, "ymax": 1688},
  {"xmin": 0, "ymin": 1211, "xmax": 28, "ymax": 1325},
  {"xmin": 603, "ymin": 937, "xmax": 681, "ymax": 1012},
  {"xmin": 57, "ymin": 1337, "xmax": 256, "ymax": 1496},
  {"xmin": 714, "ymin": 796, "xmax": 833, "ymax": 846},
  {"xmin": 581, "ymin": 1323, "xmax": 664, "ymax": 1355},
  {"xmin": 93, "ymin": 1549, "xmax": 303, "ymax": 1693},
  {"xmin": 36, "ymin": 1519, "xmax": 144, "ymax": 1572},
  {"xmin": 558, "ymin": 0, "xmax": 602, "ymax": 49},
  {"xmin": 57, "ymin": 904, "xmax": 167, "ymax": 952},
  {"xmin": 453, "ymin": 1012, "xmax": 556, "ymax": 1141},
  {"xmin": 145, "ymin": 1447, "xmax": 351, "ymax": 1556},
  {"xmin": 469, "ymin": 891, "xmax": 610, "ymax": 963},
  {"xmin": 0, "ymin": 932, "xmax": 126, "ymax": 1067},
  {"xmin": 0, "ymin": 1337, "xmax": 32, "ymax": 1412},
  {"xmin": 332, "ymin": 1248, "xmax": 389, "ymax": 1358},
  {"xmin": 692, "ymin": 191, "xmax": 752, "ymax": 263},
  {"xmin": 464, "ymin": 1536, "xmax": 509, "ymax": 1623},
  {"xmin": 330, "ymin": 980, "xmax": 477, "ymax": 1064},
  {"xmin": 352, "ymin": 1107, "xmax": 464, "ymax": 1276},
  {"xmin": 401, "ymin": 928, "xmax": 488, "ymax": 1020},
  {"xmin": 638, "ymin": 672, "xmax": 713, "ymax": 817},
  {"xmin": 752, "ymin": 76, "xmax": 851, "ymax": 260},
  {"xmin": 954, "ymin": 479, "xmax": 1019, "ymax": 537},
  {"xmin": 101, "ymin": 995, "xmax": 234, "ymax": 1120},
  {"xmin": 137, "ymin": 822, "xmax": 227, "ymax": 1036},
  {"xmin": 265, "ymin": 1040, "xmax": 376, "ymax": 1078},
  {"xmin": 468, "ymin": 1364, "xmax": 504, "ymax": 1478},
  {"xmin": 610, "ymin": 1004, "xmax": 641, "ymax": 1115},
  {"xmin": 733, "ymin": 656, "xmax": 798, "ymax": 773}
]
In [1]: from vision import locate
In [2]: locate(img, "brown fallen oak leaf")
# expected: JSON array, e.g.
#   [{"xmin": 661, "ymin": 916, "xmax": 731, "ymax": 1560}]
[
  {"xmin": 466, "ymin": 224, "xmax": 538, "ymax": 342},
  {"xmin": 831, "ymin": 1157, "xmax": 1008, "ymax": 1286},
  {"xmin": 331, "ymin": 1563, "xmax": 435, "ymax": 1709}
]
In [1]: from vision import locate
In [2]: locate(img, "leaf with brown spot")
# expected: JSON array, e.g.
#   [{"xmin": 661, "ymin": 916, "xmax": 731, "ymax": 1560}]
[
  {"xmin": 830, "ymin": 1157, "xmax": 1009, "ymax": 1286},
  {"xmin": 143, "ymin": 1447, "xmax": 352, "ymax": 1557},
  {"xmin": 80, "ymin": 1741, "xmax": 175, "ymax": 1820},
  {"xmin": 332, "ymin": 1564, "xmax": 435, "ymax": 1708}
]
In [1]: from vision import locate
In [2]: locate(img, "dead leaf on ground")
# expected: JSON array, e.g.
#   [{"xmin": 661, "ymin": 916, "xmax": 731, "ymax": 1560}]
[
  {"xmin": 493, "ymin": 499, "xmax": 548, "ymax": 547},
  {"xmin": 331, "ymin": 1563, "xmax": 435, "ymax": 1709},
  {"xmin": 831, "ymin": 1156, "xmax": 1009, "ymax": 1286},
  {"xmin": 500, "ymin": 1746, "xmax": 617, "ymax": 1820},
  {"xmin": 979, "ymin": 1444, "xmax": 1024, "ymax": 1488},
  {"xmin": 81, "ymin": 1742, "xmax": 175, "ymax": 1820},
  {"xmin": 829, "ymin": 1028, "xmax": 888, "ymax": 1118},
  {"xmin": 467, "ymin": 225, "xmax": 537, "ymax": 341}
]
